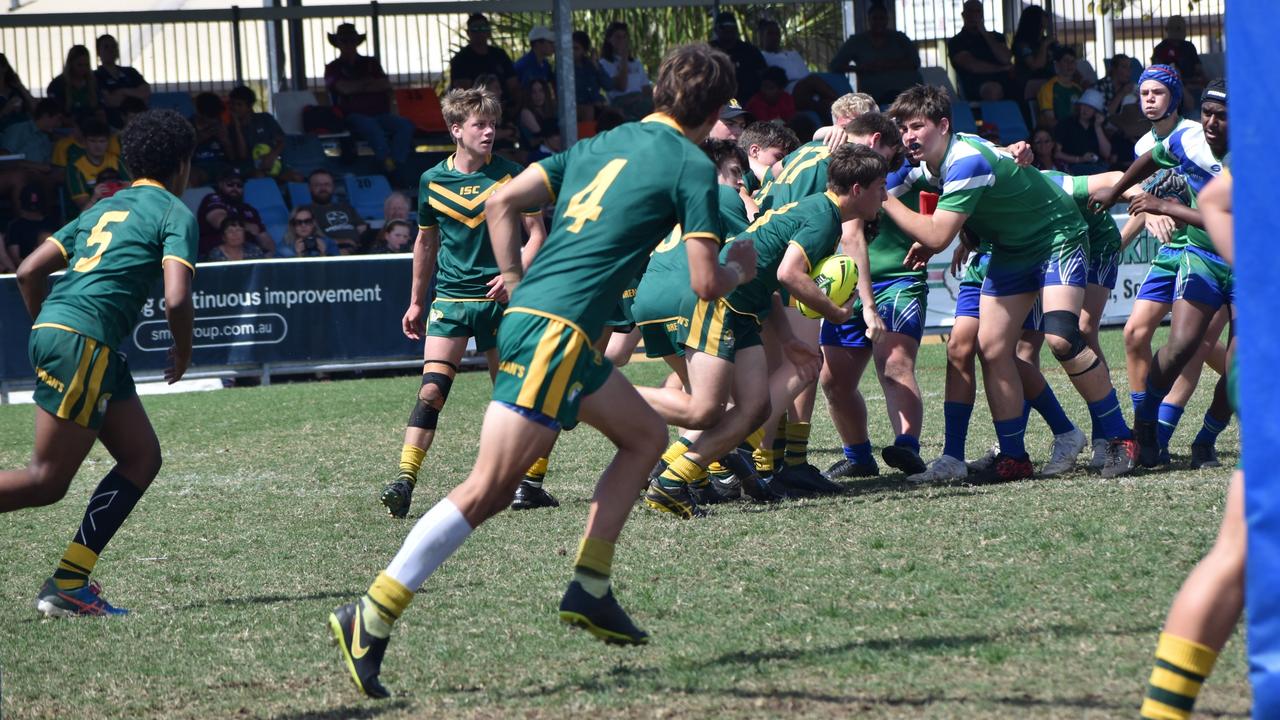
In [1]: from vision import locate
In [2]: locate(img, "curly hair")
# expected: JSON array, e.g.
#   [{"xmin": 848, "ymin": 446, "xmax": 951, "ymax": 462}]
[
  {"xmin": 120, "ymin": 109, "xmax": 196, "ymax": 182},
  {"xmin": 652, "ymin": 44, "xmax": 736, "ymax": 129}
]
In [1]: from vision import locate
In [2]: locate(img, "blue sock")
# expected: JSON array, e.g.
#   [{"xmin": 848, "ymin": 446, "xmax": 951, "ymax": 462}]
[
  {"xmin": 843, "ymin": 441, "xmax": 874, "ymax": 466},
  {"xmin": 1090, "ymin": 414, "xmax": 1104, "ymax": 442},
  {"xmin": 1156, "ymin": 403, "xmax": 1185, "ymax": 448},
  {"xmin": 1136, "ymin": 381, "xmax": 1170, "ymax": 422},
  {"xmin": 1089, "ymin": 389, "xmax": 1132, "ymax": 440},
  {"xmin": 942, "ymin": 402, "xmax": 973, "ymax": 460},
  {"xmin": 1029, "ymin": 385, "xmax": 1075, "ymax": 435},
  {"xmin": 1021, "ymin": 400, "xmax": 1032, "ymax": 426},
  {"xmin": 893, "ymin": 434, "xmax": 920, "ymax": 453},
  {"xmin": 1130, "ymin": 391, "xmax": 1147, "ymax": 417},
  {"xmin": 993, "ymin": 416, "xmax": 1027, "ymax": 459},
  {"xmin": 1194, "ymin": 413, "xmax": 1229, "ymax": 447}
]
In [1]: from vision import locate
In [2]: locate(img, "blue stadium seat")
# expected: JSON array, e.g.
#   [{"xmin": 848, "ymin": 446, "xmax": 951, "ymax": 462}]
[
  {"xmin": 814, "ymin": 72, "xmax": 854, "ymax": 97},
  {"xmin": 344, "ymin": 174, "xmax": 392, "ymax": 222},
  {"xmin": 243, "ymin": 177, "xmax": 290, "ymax": 254},
  {"xmin": 978, "ymin": 100, "xmax": 1030, "ymax": 144},
  {"xmin": 149, "ymin": 91, "xmax": 195, "ymax": 118},
  {"xmin": 281, "ymin": 134, "xmax": 329, "ymax": 176},
  {"xmin": 286, "ymin": 181, "xmax": 312, "ymax": 209},
  {"xmin": 950, "ymin": 101, "xmax": 978, "ymax": 134}
]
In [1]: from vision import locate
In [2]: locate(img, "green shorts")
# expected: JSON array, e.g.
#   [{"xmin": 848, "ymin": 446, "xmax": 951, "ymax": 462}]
[
  {"xmin": 28, "ymin": 325, "xmax": 136, "ymax": 430},
  {"xmin": 638, "ymin": 319, "xmax": 683, "ymax": 359},
  {"xmin": 677, "ymin": 296, "xmax": 762, "ymax": 362},
  {"xmin": 491, "ymin": 310, "xmax": 613, "ymax": 430},
  {"xmin": 604, "ymin": 281, "xmax": 639, "ymax": 331},
  {"xmin": 427, "ymin": 298, "xmax": 505, "ymax": 352}
]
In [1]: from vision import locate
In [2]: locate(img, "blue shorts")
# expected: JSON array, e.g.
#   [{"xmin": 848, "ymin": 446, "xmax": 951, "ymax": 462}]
[
  {"xmin": 982, "ymin": 245, "xmax": 1088, "ymax": 297},
  {"xmin": 821, "ymin": 278, "xmax": 927, "ymax": 348},
  {"xmin": 1174, "ymin": 245, "xmax": 1234, "ymax": 309},
  {"xmin": 1135, "ymin": 245, "xmax": 1184, "ymax": 305},
  {"xmin": 1088, "ymin": 247, "xmax": 1120, "ymax": 290},
  {"xmin": 957, "ymin": 254, "xmax": 1044, "ymax": 331}
]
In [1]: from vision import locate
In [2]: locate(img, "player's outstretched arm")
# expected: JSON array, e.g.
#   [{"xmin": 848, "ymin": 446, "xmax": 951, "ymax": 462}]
[
  {"xmin": 162, "ymin": 259, "xmax": 194, "ymax": 384},
  {"xmin": 686, "ymin": 235, "xmax": 754, "ymax": 300},
  {"xmin": 403, "ymin": 226, "xmax": 439, "ymax": 340},
  {"xmin": 1128, "ymin": 192, "xmax": 1205, "ymax": 230},
  {"xmin": 1090, "ymin": 151, "xmax": 1157, "ymax": 212},
  {"xmin": 486, "ymin": 167, "xmax": 552, "ymax": 294},
  {"xmin": 14, "ymin": 239, "xmax": 67, "ymax": 319},
  {"xmin": 882, "ymin": 195, "xmax": 967, "ymax": 252}
]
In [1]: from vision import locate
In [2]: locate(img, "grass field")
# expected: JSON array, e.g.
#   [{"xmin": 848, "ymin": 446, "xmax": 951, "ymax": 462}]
[{"xmin": 0, "ymin": 328, "xmax": 1248, "ymax": 719}]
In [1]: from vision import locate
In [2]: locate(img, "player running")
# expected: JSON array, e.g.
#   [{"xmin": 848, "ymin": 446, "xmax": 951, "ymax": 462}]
[
  {"xmin": 0, "ymin": 109, "xmax": 197, "ymax": 616},
  {"xmin": 328, "ymin": 44, "xmax": 743, "ymax": 699},
  {"xmin": 380, "ymin": 88, "xmax": 551, "ymax": 518}
]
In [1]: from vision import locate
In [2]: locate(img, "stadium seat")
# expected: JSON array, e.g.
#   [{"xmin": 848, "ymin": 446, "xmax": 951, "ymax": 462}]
[
  {"xmin": 978, "ymin": 100, "xmax": 1030, "ymax": 144},
  {"xmin": 282, "ymin": 134, "xmax": 329, "ymax": 176},
  {"xmin": 814, "ymin": 71, "xmax": 854, "ymax": 97},
  {"xmin": 950, "ymin": 101, "xmax": 978, "ymax": 134},
  {"xmin": 921, "ymin": 66, "xmax": 956, "ymax": 98},
  {"xmin": 243, "ymin": 177, "xmax": 290, "ymax": 253},
  {"xmin": 344, "ymin": 174, "xmax": 393, "ymax": 222},
  {"xmin": 272, "ymin": 90, "xmax": 320, "ymax": 136},
  {"xmin": 395, "ymin": 87, "xmax": 447, "ymax": 134},
  {"xmin": 286, "ymin": 181, "xmax": 312, "ymax": 209},
  {"xmin": 149, "ymin": 91, "xmax": 195, "ymax": 118},
  {"xmin": 180, "ymin": 186, "xmax": 213, "ymax": 217}
]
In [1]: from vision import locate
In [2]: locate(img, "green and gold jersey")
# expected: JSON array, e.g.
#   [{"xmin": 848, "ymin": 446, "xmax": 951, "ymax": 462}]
[
  {"xmin": 417, "ymin": 153, "xmax": 539, "ymax": 299},
  {"xmin": 513, "ymin": 114, "xmax": 721, "ymax": 341},
  {"xmin": 757, "ymin": 140, "xmax": 829, "ymax": 213},
  {"xmin": 66, "ymin": 150, "xmax": 131, "ymax": 202},
  {"xmin": 635, "ymin": 185, "xmax": 749, "ymax": 324},
  {"xmin": 36, "ymin": 180, "xmax": 198, "ymax": 350},
  {"xmin": 724, "ymin": 190, "xmax": 843, "ymax": 317},
  {"xmin": 1043, "ymin": 170, "xmax": 1122, "ymax": 261}
]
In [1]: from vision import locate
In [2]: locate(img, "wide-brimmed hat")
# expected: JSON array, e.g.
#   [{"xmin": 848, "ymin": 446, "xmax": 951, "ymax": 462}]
[
  {"xmin": 529, "ymin": 26, "xmax": 554, "ymax": 44},
  {"xmin": 1075, "ymin": 88, "xmax": 1105, "ymax": 113},
  {"xmin": 328, "ymin": 23, "xmax": 366, "ymax": 48}
]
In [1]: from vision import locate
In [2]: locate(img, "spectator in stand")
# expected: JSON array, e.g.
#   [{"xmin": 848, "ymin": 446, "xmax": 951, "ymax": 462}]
[
  {"xmin": 518, "ymin": 78, "xmax": 562, "ymax": 162},
  {"xmin": 449, "ymin": 14, "xmax": 517, "ymax": 93},
  {"xmin": 47, "ymin": 46, "xmax": 101, "ymax": 124},
  {"xmin": 1054, "ymin": 89, "xmax": 1111, "ymax": 174},
  {"xmin": 1012, "ymin": 6, "xmax": 1058, "ymax": 102},
  {"xmin": 828, "ymin": 1, "xmax": 923, "ymax": 105},
  {"xmin": 712, "ymin": 11, "xmax": 768, "ymax": 103},
  {"xmin": 1097, "ymin": 53, "xmax": 1139, "ymax": 116},
  {"xmin": 67, "ymin": 118, "xmax": 129, "ymax": 212},
  {"xmin": 359, "ymin": 190, "xmax": 411, "ymax": 250},
  {"xmin": 207, "ymin": 217, "xmax": 266, "ymax": 262},
  {"xmin": 598, "ymin": 22, "xmax": 654, "ymax": 121},
  {"xmin": 0, "ymin": 54, "xmax": 36, "ymax": 133},
  {"xmin": 1151, "ymin": 15, "xmax": 1207, "ymax": 111},
  {"xmin": 515, "ymin": 26, "xmax": 556, "ymax": 87},
  {"xmin": 286, "ymin": 206, "xmax": 339, "ymax": 258},
  {"xmin": 745, "ymin": 67, "xmax": 796, "ymax": 124},
  {"xmin": 571, "ymin": 31, "xmax": 611, "ymax": 122},
  {"xmin": 3, "ymin": 185, "xmax": 54, "ymax": 269},
  {"xmin": 226, "ymin": 85, "xmax": 299, "ymax": 182},
  {"xmin": 472, "ymin": 73, "xmax": 522, "ymax": 160},
  {"xmin": 191, "ymin": 92, "xmax": 233, "ymax": 186},
  {"xmin": 948, "ymin": 1, "xmax": 1013, "ymax": 100},
  {"xmin": 324, "ymin": 23, "xmax": 414, "ymax": 177},
  {"xmin": 197, "ymin": 168, "xmax": 275, "ymax": 258},
  {"xmin": 757, "ymin": 19, "xmax": 839, "ymax": 115},
  {"xmin": 306, "ymin": 168, "xmax": 366, "ymax": 255},
  {"xmin": 709, "ymin": 99, "xmax": 749, "ymax": 141},
  {"xmin": 1030, "ymin": 126, "xmax": 1068, "ymax": 171},
  {"xmin": 1036, "ymin": 45, "xmax": 1083, "ymax": 129},
  {"xmin": 0, "ymin": 99, "xmax": 63, "ymax": 207},
  {"xmin": 367, "ymin": 219, "xmax": 413, "ymax": 254},
  {"xmin": 94, "ymin": 34, "xmax": 150, "ymax": 129}
]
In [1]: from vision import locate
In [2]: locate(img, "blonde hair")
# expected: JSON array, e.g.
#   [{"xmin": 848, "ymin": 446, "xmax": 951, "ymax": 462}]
[
  {"xmin": 831, "ymin": 92, "xmax": 876, "ymax": 122},
  {"xmin": 441, "ymin": 87, "xmax": 501, "ymax": 128}
]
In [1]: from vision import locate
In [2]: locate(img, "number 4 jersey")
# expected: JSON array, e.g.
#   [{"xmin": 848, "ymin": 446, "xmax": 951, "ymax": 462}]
[
  {"xmin": 513, "ymin": 113, "xmax": 721, "ymax": 341},
  {"xmin": 36, "ymin": 180, "xmax": 199, "ymax": 350}
]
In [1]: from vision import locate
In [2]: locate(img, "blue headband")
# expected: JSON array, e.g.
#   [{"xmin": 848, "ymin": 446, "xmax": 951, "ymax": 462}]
[{"xmin": 1139, "ymin": 64, "xmax": 1183, "ymax": 120}]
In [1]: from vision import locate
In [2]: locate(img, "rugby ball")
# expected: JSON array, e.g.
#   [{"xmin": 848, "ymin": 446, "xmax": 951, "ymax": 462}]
[{"xmin": 796, "ymin": 254, "xmax": 858, "ymax": 319}]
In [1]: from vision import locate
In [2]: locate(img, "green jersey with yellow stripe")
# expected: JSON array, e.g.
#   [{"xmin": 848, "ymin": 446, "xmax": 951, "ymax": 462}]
[
  {"xmin": 757, "ymin": 140, "xmax": 829, "ymax": 213},
  {"xmin": 36, "ymin": 180, "xmax": 198, "ymax": 350},
  {"xmin": 724, "ymin": 190, "xmax": 843, "ymax": 317},
  {"xmin": 515, "ymin": 113, "xmax": 721, "ymax": 341},
  {"xmin": 417, "ymin": 153, "xmax": 538, "ymax": 299}
]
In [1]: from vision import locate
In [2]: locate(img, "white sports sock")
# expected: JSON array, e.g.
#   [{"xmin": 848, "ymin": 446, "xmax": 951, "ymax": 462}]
[{"xmin": 385, "ymin": 498, "xmax": 473, "ymax": 591}]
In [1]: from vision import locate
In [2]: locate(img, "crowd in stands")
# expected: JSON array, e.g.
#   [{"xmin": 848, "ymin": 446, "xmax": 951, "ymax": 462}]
[{"xmin": 0, "ymin": 2, "xmax": 1219, "ymax": 272}]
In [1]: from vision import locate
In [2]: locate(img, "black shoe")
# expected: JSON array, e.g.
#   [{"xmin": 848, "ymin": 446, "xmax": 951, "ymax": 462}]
[
  {"xmin": 690, "ymin": 478, "xmax": 729, "ymax": 505},
  {"xmin": 741, "ymin": 472, "xmax": 787, "ymax": 503},
  {"xmin": 823, "ymin": 457, "xmax": 880, "ymax": 480},
  {"xmin": 328, "ymin": 602, "xmax": 391, "ymax": 699},
  {"xmin": 511, "ymin": 480, "xmax": 560, "ymax": 510},
  {"xmin": 558, "ymin": 580, "xmax": 649, "ymax": 645},
  {"xmin": 379, "ymin": 479, "xmax": 413, "ymax": 519},
  {"xmin": 775, "ymin": 463, "xmax": 845, "ymax": 495},
  {"xmin": 1190, "ymin": 443, "xmax": 1222, "ymax": 469},
  {"xmin": 1134, "ymin": 419, "xmax": 1161, "ymax": 468},
  {"xmin": 642, "ymin": 479, "xmax": 707, "ymax": 519},
  {"xmin": 707, "ymin": 466, "xmax": 742, "ymax": 501},
  {"xmin": 881, "ymin": 444, "xmax": 927, "ymax": 475}
]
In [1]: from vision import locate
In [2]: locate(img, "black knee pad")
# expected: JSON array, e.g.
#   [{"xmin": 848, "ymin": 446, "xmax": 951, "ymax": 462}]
[
  {"xmin": 420, "ymin": 370, "xmax": 455, "ymax": 404},
  {"xmin": 407, "ymin": 400, "xmax": 439, "ymax": 430},
  {"xmin": 1042, "ymin": 310, "xmax": 1099, "ymax": 376},
  {"xmin": 409, "ymin": 364, "xmax": 456, "ymax": 430}
]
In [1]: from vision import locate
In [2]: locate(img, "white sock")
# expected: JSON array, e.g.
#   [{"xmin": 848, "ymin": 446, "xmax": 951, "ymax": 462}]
[{"xmin": 385, "ymin": 498, "xmax": 473, "ymax": 591}]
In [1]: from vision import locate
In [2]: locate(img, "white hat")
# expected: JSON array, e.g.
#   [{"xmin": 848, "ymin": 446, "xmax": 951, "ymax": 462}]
[
  {"xmin": 1075, "ymin": 88, "xmax": 1105, "ymax": 113},
  {"xmin": 529, "ymin": 26, "xmax": 554, "ymax": 44}
]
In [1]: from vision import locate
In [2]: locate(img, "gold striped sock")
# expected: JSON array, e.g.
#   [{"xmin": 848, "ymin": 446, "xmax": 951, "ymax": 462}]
[
  {"xmin": 398, "ymin": 444, "xmax": 426, "ymax": 486},
  {"xmin": 659, "ymin": 454, "xmax": 706, "ymax": 488},
  {"xmin": 524, "ymin": 457, "xmax": 550, "ymax": 487},
  {"xmin": 362, "ymin": 572, "xmax": 414, "ymax": 638},
  {"xmin": 1140, "ymin": 632, "xmax": 1218, "ymax": 720},
  {"xmin": 573, "ymin": 536, "xmax": 615, "ymax": 598},
  {"xmin": 745, "ymin": 427, "xmax": 766, "ymax": 451},
  {"xmin": 53, "ymin": 541, "xmax": 98, "ymax": 590},
  {"xmin": 661, "ymin": 437, "xmax": 692, "ymax": 466},
  {"xmin": 784, "ymin": 421, "xmax": 811, "ymax": 466}
]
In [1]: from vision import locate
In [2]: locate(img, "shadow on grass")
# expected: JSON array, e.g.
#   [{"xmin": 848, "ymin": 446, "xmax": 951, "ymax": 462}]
[
  {"xmin": 179, "ymin": 590, "xmax": 357, "ymax": 610},
  {"xmin": 269, "ymin": 699, "xmax": 409, "ymax": 720}
]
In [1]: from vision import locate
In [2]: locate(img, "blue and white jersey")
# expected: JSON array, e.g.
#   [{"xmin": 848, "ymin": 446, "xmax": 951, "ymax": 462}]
[
  {"xmin": 1150, "ymin": 121, "xmax": 1224, "ymax": 194},
  {"xmin": 1134, "ymin": 117, "xmax": 1199, "ymax": 159}
]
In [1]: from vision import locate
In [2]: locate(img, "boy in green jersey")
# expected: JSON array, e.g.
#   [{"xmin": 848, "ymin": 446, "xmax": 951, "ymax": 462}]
[
  {"xmin": 1, "ymin": 109, "xmax": 197, "ymax": 617},
  {"xmin": 328, "ymin": 45, "xmax": 743, "ymax": 699},
  {"xmin": 379, "ymin": 88, "xmax": 551, "ymax": 519}
]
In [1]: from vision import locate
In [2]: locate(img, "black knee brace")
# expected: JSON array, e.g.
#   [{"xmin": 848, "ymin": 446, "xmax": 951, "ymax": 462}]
[
  {"xmin": 408, "ymin": 362, "xmax": 457, "ymax": 429},
  {"xmin": 1042, "ymin": 310, "xmax": 1100, "ymax": 376}
]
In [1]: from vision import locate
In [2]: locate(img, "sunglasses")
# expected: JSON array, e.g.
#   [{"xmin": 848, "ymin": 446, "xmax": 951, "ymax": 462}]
[{"xmin": 292, "ymin": 217, "xmax": 315, "ymax": 225}]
